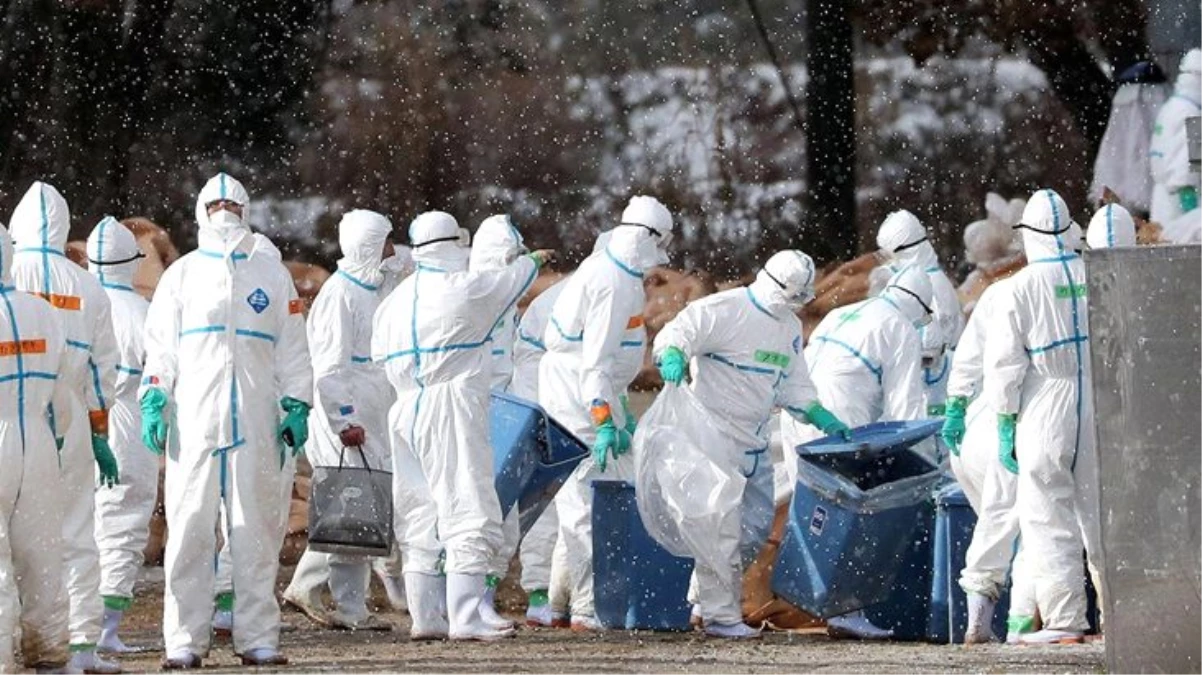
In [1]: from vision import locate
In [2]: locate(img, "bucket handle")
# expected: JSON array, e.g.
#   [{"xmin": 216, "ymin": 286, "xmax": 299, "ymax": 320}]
[{"xmin": 337, "ymin": 444, "xmax": 374, "ymax": 473}]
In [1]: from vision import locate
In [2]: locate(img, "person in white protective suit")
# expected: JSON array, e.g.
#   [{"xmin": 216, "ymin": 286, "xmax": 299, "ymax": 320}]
[
  {"xmin": 984, "ymin": 188, "xmax": 1100, "ymax": 645},
  {"xmin": 83, "ymin": 217, "xmax": 156, "ymax": 655},
  {"xmin": 940, "ymin": 277, "xmax": 1038, "ymax": 644},
  {"xmin": 469, "ymin": 214, "xmax": 530, "ymax": 630},
  {"xmin": 645, "ymin": 250, "xmax": 851, "ymax": 639},
  {"xmin": 278, "ymin": 209, "xmax": 406, "ymax": 632},
  {"xmin": 509, "ymin": 232, "xmax": 616, "ymax": 628},
  {"xmin": 779, "ymin": 265, "xmax": 933, "ymax": 640},
  {"xmin": 8, "ymin": 182, "xmax": 122, "ymax": 674},
  {"xmin": 876, "ymin": 210, "xmax": 964, "ymax": 416},
  {"xmin": 1149, "ymin": 48, "xmax": 1202, "ymax": 241},
  {"xmin": 0, "ymin": 223, "xmax": 75, "ymax": 673},
  {"xmin": 539, "ymin": 196, "xmax": 673, "ymax": 630},
  {"xmin": 139, "ymin": 173, "xmax": 313, "ymax": 668},
  {"xmin": 1090, "ymin": 60, "xmax": 1169, "ymax": 215},
  {"xmin": 372, "ymin": 211, "xmax": 552, "ymax": 641},
  {"xmin": 1085, "ymin": 203, "xmax": 1138, "ymax": 249}
]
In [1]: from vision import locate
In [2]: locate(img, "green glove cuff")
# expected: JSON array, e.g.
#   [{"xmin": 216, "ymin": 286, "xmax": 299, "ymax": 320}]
[
  {"xmin": 803, "ymin": 401, "xmax": 837, "ymax": 428},
  {"xmin": 999, "ymin": 413, "xmax": 1018, "ymax": 474},
  {"xmin": 661, "ymin": 346, "xmax": 686, "ymax": 363},
  {"xmin": 945, "ymin": 396, "xmax": 968, "ymax": 419}
]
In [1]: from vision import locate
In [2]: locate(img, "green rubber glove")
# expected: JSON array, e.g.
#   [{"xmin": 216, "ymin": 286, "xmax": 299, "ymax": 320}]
[
  {"xmin": 279, "ymin": 397, "xmax": 311, "ymax": 453},
  {"xmin": 140, "ymin": 388, "xmax": 168, "ymax": 455},
  {"xmin": 998, "ymin": 413, "xmax": 1018, "ymax": 474},
  {"xmin": 657, "ymin": 346, "xmax": 688, "ymax": 385},
  {"xmin": 619, "ymin": 394, "xmax": 638, "ymax": 439},
  {"xmin": 1179, "ymin": 186, "xmax": 1199, "ymax": 213},
  {"xmin": 592, "ymin": 420, "xmax": 619, "ymax": 473},
  {"xmin": 927, "ymin": 404, "xmax": 946, "ymax": 416},
  {"xmin": 803, "ymin": 401, "xmax": 852, "ymax": 441},
  {"xmin": 941, "ymin": 396, "xmax": 969, "ymax": 456},
  {"xmin": 92, "ymin": 434, "xmax": 120, "ymax": 487}
]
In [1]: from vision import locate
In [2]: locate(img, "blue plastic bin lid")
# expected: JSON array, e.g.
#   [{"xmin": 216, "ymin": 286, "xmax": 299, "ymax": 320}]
[{"xmin": 797, "ymin": 419, "xmax": 943, "ymax": 460}]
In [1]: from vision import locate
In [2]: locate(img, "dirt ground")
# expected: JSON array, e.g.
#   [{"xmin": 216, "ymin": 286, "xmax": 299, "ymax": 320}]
[{"xmin": 103, "ymin": 567, "xmax": 1105, "ymax": 674}]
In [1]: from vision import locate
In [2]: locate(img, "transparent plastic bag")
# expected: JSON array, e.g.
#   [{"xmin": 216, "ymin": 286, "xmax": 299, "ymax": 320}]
[{"xmin": 632, "ymin": 384, "xmax": 744, "ymax": 579}]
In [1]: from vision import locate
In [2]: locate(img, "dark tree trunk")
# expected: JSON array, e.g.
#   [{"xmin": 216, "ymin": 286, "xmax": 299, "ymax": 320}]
[
  {"xmin": 805, "ymin": 0, "xmax": 857, "ymax": 261},
  {"xmin": 1019, "ymin": 22, "xmax": 1115, "ymax": 160}
]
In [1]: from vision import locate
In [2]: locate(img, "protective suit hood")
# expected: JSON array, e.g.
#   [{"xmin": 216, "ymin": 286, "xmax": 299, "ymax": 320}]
[
  {"xmin": 87, "ymin": 216, "xmax": 143, "ymax": 288},
  {"xmin": 748, "ymin": 249, "xmax": 816, "ymax": 316},
  {"xmin": 251, "ymin": 232, "xmax": 282, "ymax": 262},
  {"xmin": 881, "ymin": 264, "xmax": 935, "ymax": 327},
  {"xmin": 877, "ymin": 209, "xmax": 938, "ymax": 267},
  {"xmin": 1086, "ymin": 204, "xmax": 1137, "ymax": 249},
  {"xmin": 409, "ymin": 210, "xmax": 469, "ymax": 271},
  {"xmin": 195, "ymin": 173, "xmax": 251, "ymax": 249},
  {"xmin": 9, "ymin": 181, "xmax": 70, "ymax": 253},
  {"xmin": 469, "ymin": 214, "xmax": 525, "ymax": 272},
  {"xmin": 337, "ymin": 209, "xmax": 393, "ymax": 286},
  {"xmin": 0, "ymin": 223, "xmax": 12, "ymax": 287},
  {"xmin": 1177, "ymin": 48, "xmax": 1201, "ymax": 98},
  {"xmin": 617, "ymin": 195, "xmax": 674, "ymax": 269},
  {"xmin": 1017, "ymin": 189, "xmax": 1076, "ymax": 260}
]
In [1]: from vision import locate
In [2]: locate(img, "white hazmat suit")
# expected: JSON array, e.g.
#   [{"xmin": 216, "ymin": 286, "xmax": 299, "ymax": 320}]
[
  {"xmin": 86, "ymin": 217, "xmax": 156, "ymax": 654},
  {"xmin": 9, "ymin": 182, "xmax": 119, "ymax": 669},
  {"xmin": 876, "ymin": 210, "xmax": 964, "ymax": 414},
  {"xmin": 644, "ymin": 250, "xmax": 838, "ymax": 638},
  {"xmin": 140, "ymin": 173, "xmax": 312, "ymax": 664},
  {"xmin": 945, "ymin": 278, "xmax": 1037, "ymax": 643},
  {"xmin": 1149, "ymin": 48, "xmax": 1201, "ymax": 237},
  {"xmin": 372, "ymin": 210, "xmax": 539, "ymax": 641},
  {"xmin": 283, "ymin": 209, "xmax": 402, "ymax": 631},
  {"xmin": 1090, "ymin": 67, "xmax": 1169, "ymax": 214},
  {"xmin": 778, "ymin": 265, "xmax": 933, "ymax": 641},
  {"xmin": 984, "ymin": 188, "xmax": 1099, "ymax": 643},
  {"xmin": 539, "ymin": 197, "xmax": 673, "ymax": 628},
  {"xmin": 0, "ymin": 223, "xmax": 72, "ymax": 672}
]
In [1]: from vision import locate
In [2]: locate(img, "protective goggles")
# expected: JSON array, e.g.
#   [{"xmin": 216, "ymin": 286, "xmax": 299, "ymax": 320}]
[
  {"xmin": 620, "ymin": 222, "xmax": 674, "ymax": 249},
  {"xmin": 887, "ymin": 284, "xmax": 933, "ymax": 319},
  {"xmin": 765, "ymin": 269, "xmax": 814, "ymax": 304}
]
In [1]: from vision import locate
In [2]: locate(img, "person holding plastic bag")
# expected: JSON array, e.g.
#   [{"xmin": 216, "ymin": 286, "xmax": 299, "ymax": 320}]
[
  {"xmin": 372, "ymin": 210, "xmax": 552, "ymax": 641},
  {"xmin": 779, "ymin": 264, "xmax": 934, "ymax": 640},
  {"xmin": 635, "ymin": 250, "xmax": 849, "ymax": 639},
  {"xmin": 538, "ymin": 197, "xmax": 673, "ymax": 631},
  {"xmin": 282, "ymin": 209, "xmax": 403, "ymax": 632}
]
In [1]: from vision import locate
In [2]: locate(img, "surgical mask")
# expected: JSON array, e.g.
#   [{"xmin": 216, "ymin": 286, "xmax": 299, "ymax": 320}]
[
  {"xmin": 913, "ymin": 312, "xmax": 933, "ymax": 329},
  {"xmin": 208, "ymin": 209, "xmax": 245, "ymax": 240}
]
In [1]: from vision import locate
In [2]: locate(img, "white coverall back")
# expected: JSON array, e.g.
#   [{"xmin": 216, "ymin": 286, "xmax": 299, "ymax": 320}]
[
  {"xmin": 650, "ymin": 284, "xmax": 820, "ymax": 625},
  {"xmin": 140, "ymin": 175, "xmax": 313, "ymax": 656},
  {"xmin": 0, "ymin": 224, "xmax": 72, "ymax": 670},
  {"xmin": 1149, "ymin": 55, "xmax": 1201, "ymax": 232},
  {"xmin": 8, "ymin": 182, "xmax": 118, "ymax": 649},
  {"xmin": 779, "ymin": 294, "xmax": 926, "ymax": 483},
  {"xmin": 984, "ymin": 189, "xmax": 1099, "ymax": 633},
  {"xmin": 372, "ymin": 244, "xmax": 537, "ymax": 575},
  {"xmin": 539, "ymin": 229, "xmax": 650, "ymax": 619},
  {"xmin": 86, "ymin": 218, "xmax": 157, "ymax": 608}
]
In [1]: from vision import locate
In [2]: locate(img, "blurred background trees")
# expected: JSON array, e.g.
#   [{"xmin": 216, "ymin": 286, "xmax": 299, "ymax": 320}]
[{"xmin": 0, "ymin": 0, "xmax": 1197, "ymax": 276}]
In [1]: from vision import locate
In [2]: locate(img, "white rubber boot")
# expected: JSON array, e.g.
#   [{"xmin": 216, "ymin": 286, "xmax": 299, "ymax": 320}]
[
  {"xmin": 525, "ymin": 589, "xmax": 553, "ymax": 627},
  {"xmin": 1019, "ymin": 629, "xmax": 1084, "ymax": 645},
  {"xmin": 479, "ymin": 581, "xmax": 516, "ymax": 631},
  {"xmin": 447, "ymin": 573, "xmax": 515, "ymax": 641},
  {"xmin": 97, "ymin": 607, "xmax": 139, "ymax": 654},
  {"xmin": 404, "ymin": 572, "xmax": 449, "ymax": 641},
  {"xmin": 826, "ymin": 610, "xmax": 894, "ymax": 640},
  {"xmin": 964, "ymin": 593, "xmax": 997, "ymax": 644},
  {"xmin": 376, "ymin": 570, "xmax": 408, "ymax": 613},
  {"xmin": 705, "ymin": 622, "xmax": 762, "ymax": 640},
  {"xmin": 68, "ymin": 648, "xmax": 122, "ymax": 674}
]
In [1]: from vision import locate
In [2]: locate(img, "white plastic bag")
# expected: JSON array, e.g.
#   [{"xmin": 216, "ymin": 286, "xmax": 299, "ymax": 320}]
[{"xmin": 632, "ymin": 384, "xmax": 744, "ymax": 581}]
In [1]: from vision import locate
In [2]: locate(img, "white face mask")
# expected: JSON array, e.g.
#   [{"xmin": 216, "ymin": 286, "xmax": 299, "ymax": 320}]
[{"xmin": 207, "ymin": 209, "xmax": 245, "ymax": 240}]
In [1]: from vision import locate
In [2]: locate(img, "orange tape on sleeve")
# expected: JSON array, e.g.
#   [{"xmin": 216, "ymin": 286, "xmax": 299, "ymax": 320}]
[
  {"xmin": 0, "ymin": 339, "xmax": 47, "ymax": 357},
  {"xmin": 89, "ymin": 409, "xmax": 109, "ymax": 436},
  {"xmin": 289, "ymin": 299, "xmax": 304, "ymax": 315}
]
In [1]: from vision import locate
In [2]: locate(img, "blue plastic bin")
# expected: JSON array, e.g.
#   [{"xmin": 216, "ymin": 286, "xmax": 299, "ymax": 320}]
[
  {"xmin": 925, "ymin": 485, "xmax": 1010, "ymax": 643},
  {"xmin": 591, "ymin": 480, "xmax": 694, "ymax": 631},
  {"xmin": 771, "ymin": 420, "xmax": 944, "ymax": 619},
  {"xmin": 490, "ymin": 392, "xmax": 589, "ymax": 535}
]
